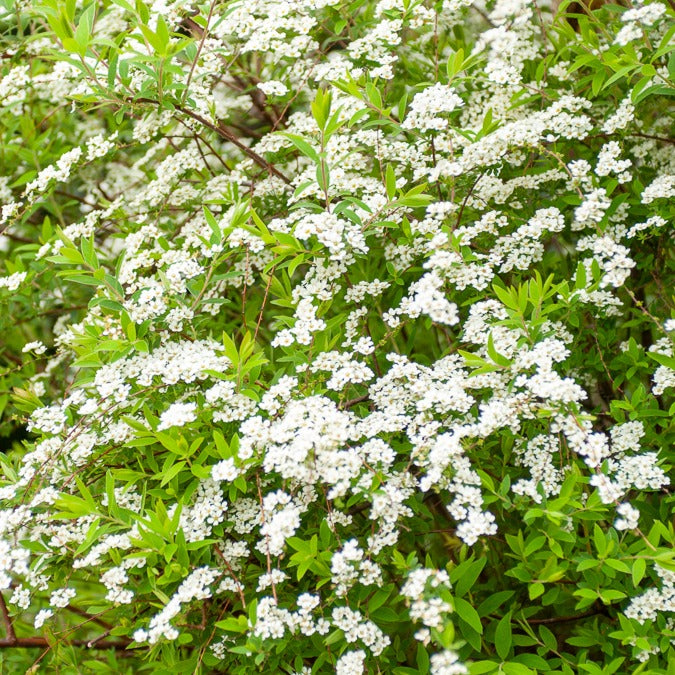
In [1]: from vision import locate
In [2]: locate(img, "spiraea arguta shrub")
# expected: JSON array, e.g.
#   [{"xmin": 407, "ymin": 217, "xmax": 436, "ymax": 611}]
[{"xmin": 0, "ymin": 0, "xmax": 673, "ymax": 672}]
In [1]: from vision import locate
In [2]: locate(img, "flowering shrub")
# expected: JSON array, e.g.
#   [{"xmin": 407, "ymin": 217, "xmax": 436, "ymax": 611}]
[{"xmin": 0, "ymin": 0, "xmax": 673, "ymax": 672}]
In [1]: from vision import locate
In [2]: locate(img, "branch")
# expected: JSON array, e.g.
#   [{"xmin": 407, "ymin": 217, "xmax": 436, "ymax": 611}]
[
  {"xmin": 124, "ymin": 96, "xmax": 291, "ymax": 184},
  {"xmin": 0, "ymin": 593, "xmax": 132, "ymax": 650},
  {"xmin": 0, "ymin": 637, "xmax": 132, "ymax": 649},
  {"xmin": 526, "ymin": 609, "xmax": 600, "ymax": 625},
  {"xmin": 0, "ymin": 592, "xmax": 16, "ymax": 644},
  {"xmin": 65, "ymin": 604, "xmax": 113, "ymax": 631},
  {"xmin": 175, "ymin": 106, "xmax": 291, "ymax": 184},
  {"xmin": 339, "ymin": 394, "xmax": 370, "ymax": 410}
]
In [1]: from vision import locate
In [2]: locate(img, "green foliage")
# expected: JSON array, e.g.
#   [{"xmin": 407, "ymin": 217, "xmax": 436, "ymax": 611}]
[{"xmin": 0, "ymin": 0, "xmax": 673, "ymax": 673}]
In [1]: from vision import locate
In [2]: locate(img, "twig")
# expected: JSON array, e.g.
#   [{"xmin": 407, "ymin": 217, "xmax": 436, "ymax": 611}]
[
  {"xmin": 175, "ymin": 106, "xmax": 290, "ymax": 184},
  {"xmin": 454, "ymin": 171, "xmax": 486, "ymax": 230},
  {"xmin": 256, "ymin": 473, "xmax": 278, "ymax": 602},
  {"xmin": 213, "ymin": 545, "xmax": 247, "ymax": 610},
  {"xmin": 526, "ymin": 609, "xmax": 600, "ymax": 625},
  {"xmin": 65, "ymin": 604, "xmax": 113, "ymax": 631},
  {"xmin": 0, "ymin": 592, "xmax": 16, "ymax": 644},
  {"xmin": 339, "ymin": 394, "xmax": 370, "ymax": 410},
  {"xmin": 0, "ymin": 637, "xmax": 132, "ymax": 649},
  {"xmin": 182, "ymin": 0, "xmax": 217, "ymax": 106},
  {"xmin": 254, "ymin": 265, "xmax": 276, "ymax": 342}
]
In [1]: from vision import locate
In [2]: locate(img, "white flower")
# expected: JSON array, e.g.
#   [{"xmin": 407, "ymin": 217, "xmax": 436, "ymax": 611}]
[
  {"xmin": 49, "ymin": 587, "xmax": 76, "ymax": 608},
  {"xmin": 22, "ymin": 340, "xmax": 47, "ymax": 354},
  {"xmin": 402, "ymin": 84, "xmax": 464, "ymax": 131},
  {"xmin": 212, "ymin": 458, "xmax": 240, "ymax": 482},
  {"xmin": 257, "ymin": 80, "xmax": 288, "ymax": 96},
  {"xmin": 615, "ymin": 502, "xmax": 639, "ymax": 531},
  {"xmin": 34, "ymin": 608, "xmax": 53, "ymax": 629},
  {"xmin": 336, "ymin": 649, "xmax": 366, "ymax": 675},
  {"xmin": 157, "ymin": 402, "xmax": 197, "ymax": 430},
  {"xmin": 0, "ymin": 271, "xmax": 27, "ymax": 291}
]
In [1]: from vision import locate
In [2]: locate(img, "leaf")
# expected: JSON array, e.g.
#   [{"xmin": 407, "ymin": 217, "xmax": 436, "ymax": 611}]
[
  {"xmin": 453, "ymin": 557, "xmax": 487, "ymax": 598},
  {"xmin": 203, "ymin": 206, "xmax": 222, "ymax": 245},
  {"xmin": 538, "ymin": 625, "xmax": 557, "ymax": 652},
  {"xmin": 447, "ymin": 48, "xmax": 465, "ymax": 79},
  {"xmin": 156, "ymin": 15, "xmax": 170, "ymax": 53},
  {"xmin": 454, "ymin": 596, "xmax": 483, "ymax": 634},
  {"xmin": 159, "ymin": 460, "xmax": 186, "ymax": 487},
  {"xmin": 528, "ymin": 582, "xmax": 545, "ymax": 600},
  {"xmin": 632, "ymin": 558, "xmax": 646, "ymax": 587},
  {"xmin": 365, "ymin": 82, "xmax": 382, "ymax": 109},
  {"xmin": 648, "ymin": 352, "xmax": 675, "ymax": 370},
  {"xmin": 416, "ymin": 643, "xmax": 430, "ymax": 674},
  {"xmin": 477, "ymin": 591, "xmax": 514, "ymax": 617},
  {"xmin": 311, "ymin": 88, "xmax": 331, "ymax": 129},
  {"xmin": 385, "ymin": 164, "xmax": 397, "ymax": 200},
  {"xmin": 495, "ymin": 612, "xmax": 513, "ymax": 660},
  {"xmin": 593, "ymin": 524, "xmax": 607, "ymax": 558},
  {"xmin": 487, "ymin": 333, "xmax": 511, "ymax": 367},
  {"xmin": 469, "ymin": 663, "xmax": 499, "ymax": 675},
  {"xmin": 281, "ymin": 133, "xmax": 319, "ymax": 163},
  {"xmin": 604, "ymin": 559, "xmax": 630, "ymax": 573}
]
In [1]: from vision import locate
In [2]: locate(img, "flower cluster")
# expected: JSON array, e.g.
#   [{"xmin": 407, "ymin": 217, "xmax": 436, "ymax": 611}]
[{"xmin": 0, "ymin": 0, "xmax": 673, "ymax": 673}]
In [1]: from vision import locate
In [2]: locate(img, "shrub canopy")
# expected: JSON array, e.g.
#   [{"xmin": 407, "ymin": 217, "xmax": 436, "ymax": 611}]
[{"xmin": 0, "ymin": 0, "xmax": 674, "ymax": 672}]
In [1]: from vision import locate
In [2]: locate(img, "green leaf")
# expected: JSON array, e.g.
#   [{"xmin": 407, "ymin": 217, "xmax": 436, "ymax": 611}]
[
  {"xmin": 632, "ymin": 558, "xmax": 646, "ymax": 587},
  {"xmin": 156, "ymin": 15, "xmax": 170, "ymax": 53},
  {"xmin": 311, "ymin": 88, "xmax": 331, "ymax": 129},
  {"xmin": 416, "ymin": 643, "xmax": 430, "ymax": 674},
  {"xmin": 454, "ymin": 597, "xmax": 483, "ymax": 634},
  {"xmin": 281, "ymin": 133, "xmax": 319, "ymax": 163},
  {"xmin": 593, "ymin": 524, "xmax": 607, "ymax": 558},
  {"xmin": 528, "ymin": 582, "xmax": 545, "ymax": 600},
  {"xmin": 159, "ymin": 460, "xmax": 186, "ymax": 487},
  {"xmin": 453, "ymin": 557, "xmax": 487, "ymax": 598},
  {"xmin": 385, "ymin": 164, "xmax": 397, "ymax": 200},
  {"xmin": 538, "ymin": 625, "xmax": 557, "ymax": 652},
  {"xmin": 495, "ymin": 612, "xmax": 513, "ymax": 660}
]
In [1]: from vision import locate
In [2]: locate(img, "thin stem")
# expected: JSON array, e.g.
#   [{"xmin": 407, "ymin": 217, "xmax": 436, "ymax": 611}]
[{"xmin": 0, "ymin": 592, "xmax": 16, "ymax": 644}]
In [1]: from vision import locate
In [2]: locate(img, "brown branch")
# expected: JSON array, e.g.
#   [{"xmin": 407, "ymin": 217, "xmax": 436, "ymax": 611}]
[
  {"xmin": 0, "ymin": 592, "xmax": 16, "ymax": 644},
  {"xmin": 122, "ymin": 96, "xmax": 290, "ymax": 184},
  {"xmin": 214, "ymin": 545, "xmax": 247, "ymax": 609},
  {"xmin": 0, "ymin": 637, "xmax": 132, "ymax": 649},
  {"xmin": 254, "ymin": 265, "xmax": 276, "ymax": 342},
  {"xmin": 526, "ymin": 609, "xmax": 600, "ymax": 625},
  {"xmin": 339, "ymin": 394, "xmax": 370, "ymax": 410},
  {"xmin": 65, "ymin": 605, "xmax": 113, "ymax": 631},
  {"xmin": 175, "ymin": 105, "xmax": 291, "ymax": 184},
  {"xmin": 454, "ymin": 171, "xmax": 486, "ymax": 231},
  {"xmin": 629, "ymin": 132, "xmax": 675, "ymax": 146}
]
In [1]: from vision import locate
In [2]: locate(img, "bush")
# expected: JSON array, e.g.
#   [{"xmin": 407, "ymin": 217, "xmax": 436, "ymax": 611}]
[{"xmin": 0, "ymin": 0, "xmax": 673, "ymax": 672}]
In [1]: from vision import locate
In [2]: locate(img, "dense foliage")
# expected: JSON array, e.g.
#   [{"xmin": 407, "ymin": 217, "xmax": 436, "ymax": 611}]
[{"xmin": 0, "ymin": 0, "xmax": 674, "ymax": 672}]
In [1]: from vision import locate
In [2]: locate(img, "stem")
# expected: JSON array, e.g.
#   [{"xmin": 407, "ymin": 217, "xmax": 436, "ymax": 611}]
[
  {"xmin": 0, "ymin": 593, "xmax": 16, "ymax": 644},
  {"xmin": 0, "ymin": 637, "xmax": 131, "ymax": 649}
]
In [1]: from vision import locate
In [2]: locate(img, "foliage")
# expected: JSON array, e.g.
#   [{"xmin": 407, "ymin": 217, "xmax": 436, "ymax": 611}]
[{"xmin": 0, "ymin": 0, "xmax": 674, "ymax": 672}]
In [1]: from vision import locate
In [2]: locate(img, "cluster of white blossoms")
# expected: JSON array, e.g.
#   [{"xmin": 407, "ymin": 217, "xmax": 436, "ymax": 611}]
[
  {"xmin": 0, "ymin": 0, "xmax": 673, "ymax": 671},
  {"xmin": 253, "ymin": 593, "xmax": 333, "ymax": 645},
  {"xmin": 24, "ymin": 147, "xmax": 83, "ymax": 198},
  {"xmin": 402, "ymin": 84, "xmax": 464, "ymax": 132},
  {"xmin": 401, "ymin": 568, "xmax": 453, "ymax": 631},
  {"xmin": 330, "ymin": 539, "xmax": 382, "ymax": 596},
  {"xmin": 0, "ymin": 271, "xmax": 27, "ymax": 291},
  {"xmin": 157, "ymin": 401, "xmax": 198, "ymax": 430},
  {"xmin": 649, "ymin": 338, "xmax": 675, "ymax": 396},
  {"xmin": 133, "ymin": 567, "xmax": 220, "ymax": 644},
  {"xmin": 614, "ymin": 0, "xmax": 668, "ymax": 46},
  {"xmin": 614, "ymin": 502, "xmax": 640, "ymax": 531},
  {"xmin": 625, "ymin": 566, "xmax": 675, "ymax": 624}
]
